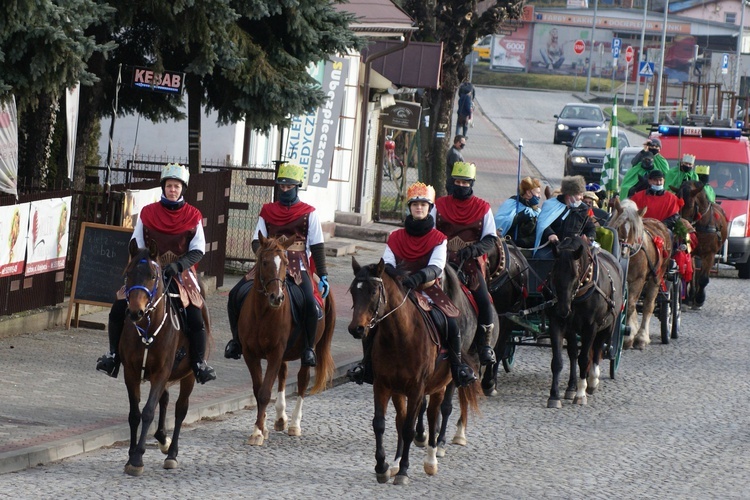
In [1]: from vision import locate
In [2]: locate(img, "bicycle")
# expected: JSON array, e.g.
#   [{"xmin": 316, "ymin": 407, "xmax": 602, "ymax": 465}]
[{"xmin": 383, "ymin": 136, "xmax": 405, "ymax": 181}]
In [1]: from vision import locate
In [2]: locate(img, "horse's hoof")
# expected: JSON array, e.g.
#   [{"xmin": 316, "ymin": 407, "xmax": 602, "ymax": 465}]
[
  {"xmin": 274, "ymin": 418, "xmax": 287, "ymax": 432},
  {"xmin": 586, "ymin": 383, "xmax": 599, "ymax": 395},
  {"xmin": 564, "ymin": 389, "xmax": 576, "ymax": 400},
  {"xmin": 573, "ymin": 395, "xmax": 587, "ymax": 405},
  {"xmin": 287, "ymin": 426, "xmax": 301, "ymax": 437},
  {"xmin": 424, "ymin": 462, "xmax": 438, "ymax": 476},
  {"xmin": 393, "ymin": 474, "xmax": 410, "ymax": 486},
  {"xmin": 389, "ymin": 463, "xmax": 400, "ymax": 477},
  {"xmin": 376, "ymin": 465, "xmax": 390, "ymax": 484},
  {"xmin": 163, "ymin": 458, "xmax": 178, "ymax": 470},
  {"xmin": 124, "ymin": 464, "xmax": 144, "ymax": 476},
  {"xmin": 436, "ymin": 446, "xmax": 446, "ymax": 458},
  {"xmin": 452, "ymin": 435, "xmax": 467, "ymax": 446},
  {"xmin": 483, "ymin": 386, "xmax": 498, "ymax": 397},
  {"xmin": 547, "ymin": 398, "xmax": 562, "ymax": 409},
  {"xmin": 414, "ymin": 435, "xmax": 427, "ymax": 448},
  {"xmin": 158, "ymin": 437, "xmax": 172, "ymax": 454},
  {"xmin": 247, "ymin": 434, "xmax": 265, "ymax": 446},
  {"xmin": 263, "ymin": 427, "xmax": 270, "ymax": 439},
  {"xmin": 633, "ymin": 340, "xmax": 646, "ymax": 351}
]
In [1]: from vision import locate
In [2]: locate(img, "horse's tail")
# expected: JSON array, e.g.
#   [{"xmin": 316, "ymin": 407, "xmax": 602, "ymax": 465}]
[
  {"xmin": 310, "ymin": 293, "xmax": 336, "ymax": 395},
  {"xmin": 457, "ymin": 380, "xmax": 481, "ymax": 418}
]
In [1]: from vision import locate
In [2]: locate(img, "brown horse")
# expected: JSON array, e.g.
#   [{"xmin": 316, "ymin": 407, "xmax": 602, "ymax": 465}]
[
  {"xmin": 610, "ymin": 198, "xmax": 672, "ymax": 350},
  {"xmin": 547, "ymin": 237, "xmax": 624, "ymax": 408},
  {"xmin": 484, "ymin": 236, "xmax": 529, "ymax": 393},
  {"xmin": 237, "ymin": 233, "xmax": 335, "ymax": 446},
  {"xmin": 676, "ymin": 180, "xmax": 728, "ymax": 308},
  {"xmin": 348, "ymin": 258, "xmax": 480, "ymax": 485},
  {"xmin": 120, "ymin": 240, "xmax": 206, "ymax": 476}
]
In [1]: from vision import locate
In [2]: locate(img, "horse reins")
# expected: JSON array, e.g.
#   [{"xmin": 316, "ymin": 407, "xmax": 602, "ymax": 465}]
[
  {"xmin": 351, "ymin": 276, "xmax": 411, "ymax": 329},
  {"xmin": 255, "ymin": 249, "xmax": 287, "ymax": 297}
]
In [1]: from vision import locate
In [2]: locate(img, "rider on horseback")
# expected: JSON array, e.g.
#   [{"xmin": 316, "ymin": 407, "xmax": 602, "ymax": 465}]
[
  {"xmin": 348, "ymin": 182, "xmax": 477, "ymax": 387},
  {"xmin": 666, "ymin": 154, "xmax": 716, "ymax": 202},
  {"xmin": 96, "ymin": 163, "xmax": 216, "ymax": 384},
  {"xmin": 433, "ymin": 161, "xmax": 497, "ymax": 366},
  {"xmin": 630, "ymin": 169, "xmax": 684, "ymax": 231},
  {"xmin": 224, "ymin": 163, "xmax": 329, "ymax": 367}
]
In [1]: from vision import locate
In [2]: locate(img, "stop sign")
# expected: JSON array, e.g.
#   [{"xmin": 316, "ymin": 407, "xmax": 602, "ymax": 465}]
[
  {"xmin": 625, "ymin": 46, "xmax": 634, "ymax": 63},
  {"xmin": 574, "ymin": 39, "xmax": 586, "ymax": 55}
]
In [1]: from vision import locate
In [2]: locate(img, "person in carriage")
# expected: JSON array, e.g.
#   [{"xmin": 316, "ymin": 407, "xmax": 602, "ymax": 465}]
[
  {"xmin": 96, "ymin": 163, "xmax": 216, "ymax": 384},
  {"xmin": 533, "ymin": 175, "xmax": 597, "ymax": 258},
  {"xmin": 630, "ymin": 169, "xmax": 683, "ymax": 231},
  {"xmin": 494, "ymin": 176, "xmax": 542, "ymax": 248},
  {"xmin": 432, "ymin": 161, "xmax": 498, "ymax": 366},
  {"xmin": 224, "ymin": 163, "xmax": 330, "ymax": 367},
  {"xmin": 583, "ymin": 183, "xmax": 611, "ymax": 226},
  {"xmin": 347, "ymin": 182, "xmax": 477, "ymax": 387}
]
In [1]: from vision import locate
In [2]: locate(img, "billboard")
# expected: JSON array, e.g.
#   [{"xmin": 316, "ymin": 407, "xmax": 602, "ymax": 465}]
[{"xmin": 489, "ymin": 23, "xmax": 532, "ymax": 72}]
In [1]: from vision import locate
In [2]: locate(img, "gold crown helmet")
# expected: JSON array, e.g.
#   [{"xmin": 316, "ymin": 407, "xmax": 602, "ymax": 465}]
[
  {"xmin": 695, "ymin": 165, "xmax": 710, "ymax": 175},
  {"xmin": 161, "ymin": 163, "xmax": 190, "ymax": 187},
  {"xmin": 406, "ymin": 182, "xmax": 436, "ymax": 205},
  {"xmin": 276, "ymin": 163, "xmax": 305, "ymax": 186},
  {"xmin": 451, "ymin": 161, "xmax": 476, "ymax": 180},
  {"xmin": 681, "ymin": 154, "xmax": 696, "ymax": 165}
]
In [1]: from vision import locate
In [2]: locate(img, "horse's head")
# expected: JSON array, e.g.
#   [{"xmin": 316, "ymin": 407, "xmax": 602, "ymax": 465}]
[
  {"xmin": 348, "ymin": 257, "xmax": 388, "ymax": 340},
  {"xmin": 255, "ymin": 232, "xmax": 295, "ymax": 308},
  {"xmin": 610, "ymin": 198, "xmax": 645, "ymax": 246},
  {"xmin": 677, "ymin": 180, "xmax": 707, "ymax": 222},
  {"xmin": 124, "ymin": 239, "xmax": 163, "ymax": 322},
  {"xmin": 550, "ymin": 237, "xmax": 590, "ymax": 319}
]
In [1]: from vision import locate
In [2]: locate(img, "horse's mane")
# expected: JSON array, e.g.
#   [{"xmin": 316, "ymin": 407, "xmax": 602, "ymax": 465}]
[
  {"xmin": 125, "ymin": 247, "xmax": 156, "ymax": 274},
  {"xmin": 610, "ymin": 198, "xmax": 644, "ymax": 245}
]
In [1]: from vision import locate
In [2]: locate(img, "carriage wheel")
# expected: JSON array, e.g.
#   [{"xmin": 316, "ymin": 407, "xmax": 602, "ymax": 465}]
[
  {"xmin": 671, "ymin": 279, "xmax": 681, "ymax": 339},
  {"xmin": 659, "ymin": 291, "xmax": 672, "ymax": 344},
  {"xmin": 501, "ymin": 342, "xmax": 516, "ymax": 373},
  {"xmin": 609, "ymin": 286, "xmax": 627, "ymax": 380}
]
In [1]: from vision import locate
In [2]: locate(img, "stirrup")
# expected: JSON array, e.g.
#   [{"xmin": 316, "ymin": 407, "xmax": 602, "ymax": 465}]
[
  {"xmin": 347, "ymin": 363, "xmax": 366, "ymax": 385},
  {"xmin": 96, "ymin": 353, "xmax": 119, "ymax": 378},
  {"xmin": 193, "ymin": 362, "xmax": 216, "ymax": 384},
  {"xmin": 452, "ymin": 363, "xmax": 477, "ymax": 388},
  {"xmin": 224, "ymin": 339, "xmax": 242, "ymax": 359},
  {"xmin": 301, "ymin": 348, "xmax": 317, "ymax": 367},
  {"xmin": 479, "ymin": 345, "xmax": 497, "ymax": 366}
]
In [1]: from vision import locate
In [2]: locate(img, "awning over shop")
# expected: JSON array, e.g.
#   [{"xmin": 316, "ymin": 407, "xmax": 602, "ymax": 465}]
[{"xmin": 359, "ymin": 64, "xmax": 393, "ymax": 90}]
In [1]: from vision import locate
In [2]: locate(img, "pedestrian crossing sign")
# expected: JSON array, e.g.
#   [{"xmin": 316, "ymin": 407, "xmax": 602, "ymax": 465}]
[{"xmin": 639, "ymin": 62, "xmax": 655, "ymax": 77}]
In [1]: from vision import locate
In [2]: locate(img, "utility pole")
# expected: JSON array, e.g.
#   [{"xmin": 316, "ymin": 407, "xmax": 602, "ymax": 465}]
[
  {"xmin": 585, "ymin": 0, "xmax": 600, "ymax": 95},
  {"xmin": 634, "ymin": 0, "xmax": 649, "ymax": 107}
]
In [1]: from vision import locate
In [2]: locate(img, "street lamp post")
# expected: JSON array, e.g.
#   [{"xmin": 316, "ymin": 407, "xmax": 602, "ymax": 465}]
[
  {"xmin": 585, "ymin": 0, "xmax": 600, "ymax": 95},
  {"xmin": 634, "ymin": 0, "xmax": 649, "ymax": 107},
  {"xmin": 734, "ymin": 0, "xmax": 747, "ymax": 106},
  {"xmin": 653, "ymin": 0, "xmax": 669, "ymax": 124}
]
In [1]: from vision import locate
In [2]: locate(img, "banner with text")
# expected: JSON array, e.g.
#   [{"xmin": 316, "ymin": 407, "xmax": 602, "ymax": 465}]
[
  {"xmin": 66, "ymin": 84, "xmax": 80, "ymax": 181},
  {"xmin": 0, "ymin": 203, "xmax": 30, "ymax": 277},
  {"xmin": 283, "ymin": 56, "xmax": 349, "ymax": 189},
  {"xmin": 25, "ymin": 196, "xmax": 72, "ymax": 276},
  {"xmin": 0, "ymin": 96, "xmax": 18, "ymax": 197}
]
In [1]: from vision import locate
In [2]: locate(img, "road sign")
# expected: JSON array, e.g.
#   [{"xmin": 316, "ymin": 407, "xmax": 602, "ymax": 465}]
[
  {"xmin": 639, "ymin": 61, "xmax": 655, "ymax": 77},
  {"xmin": 613, "ymin": 46, "xmax": 620, "ymax": 59},
  {"xmin": 612, "ymin": 38, "xmax": 622, "ymax": 49},
  {"xmin": 625, "ymin": 46, "xmax": 634, "ymax": 64},
  {"xmin": 574, "ymin": 39, "xmax": 586, "ymax": 55},
  {"xmin": 722, "ymin": 53, "xmax": 729, "ymax": 75}
]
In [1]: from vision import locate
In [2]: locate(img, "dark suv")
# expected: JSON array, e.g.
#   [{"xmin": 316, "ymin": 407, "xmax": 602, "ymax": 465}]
[{"xmin": 563, "ymin": 127, "xmax": 630, "ymax": 183}]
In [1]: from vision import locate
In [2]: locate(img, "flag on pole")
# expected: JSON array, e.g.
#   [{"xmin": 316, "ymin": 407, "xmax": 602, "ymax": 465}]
[{"xmin": 601, "ymin": 95, "xmax": 619, "ymax": 200}]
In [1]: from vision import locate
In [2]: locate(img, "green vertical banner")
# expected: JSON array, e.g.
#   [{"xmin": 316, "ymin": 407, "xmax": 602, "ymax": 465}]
[{"xmin": 602, "ymin": 95, "xmax": 619, "ymax": 199}]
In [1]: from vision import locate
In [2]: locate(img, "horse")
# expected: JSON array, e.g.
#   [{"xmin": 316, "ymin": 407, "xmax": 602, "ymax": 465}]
[
  {"xmin": 120, "ymin": 239, "xmax": 207, "ymax": 476},
  {"xmin": 609, "ymin": 198, "xmax": 672, "ymax": 350},
  {"xmin": 237, "ymin": 233, "xmax": 336, "ymax": 446},
  {"xmin": 675, "ymin": 180, "xmax": 728, "ymax": 308},
  {"xmin": 348, "ymin": 258, "xmax": 480, "ymax": 485},
  {"xmin": 547, "ymin": 236, "xmax": 624, "ymax": 408},
  {"xmin": 484, "ymin": 235, "xmax": 529, "ymax": 394}
]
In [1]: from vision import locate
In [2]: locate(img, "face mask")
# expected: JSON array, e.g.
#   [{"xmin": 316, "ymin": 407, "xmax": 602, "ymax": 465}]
[
  {"xmin": 453, "ymin": 185, "xmax": 473, "ymax": 199},
  {"xmin": 278, "ymin": 186, "xmax": 299, "ymax": 205},
  {"xmin": 568, "ymin": 199, "xmax": 582, "ymax": 208},
  {"xmin": 650, "ymin": 184, "xmax": 664, "ymax": 192},
  {"xmin": 648, "ymin": 148, "xmax": 659, "ymax": 155},
  {"xmin": 680, "ymin": 165, "xmax": 693, "ymax": 172},
  {"xmin": 528, "ymin": 195, "xmax": 540, "ymax": 206}
]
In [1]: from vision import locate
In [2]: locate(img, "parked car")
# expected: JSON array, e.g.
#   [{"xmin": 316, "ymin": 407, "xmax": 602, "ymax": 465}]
[
  {"xmin": 473, "ymin": 36, "xmax": 491, "ymax": 61},
  {"xmin": 564, "ymin": 127, "xmax": 631, "ymax": 183},
  {"xmin": 553, "ymin": 103, "xmax": 607, "ymax": 145},
  {"xmin": 618, "ymin": 146, "xmax": 645, "ymax": 182}
]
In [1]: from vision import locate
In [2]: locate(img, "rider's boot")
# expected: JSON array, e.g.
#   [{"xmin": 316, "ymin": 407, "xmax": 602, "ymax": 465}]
[
  {"xmin": 347, "ymin": 335, "xmax": 373, "ymax": 385},
  {"xmin": 447, "ymin": 327, "xmax": 477, "ymax": 388},
  {"xmin": 96, "ymin": 300, "xmax": 127, "ymax": 378},
  {"xmin": 478, "ymin": 323, "xmax": 497, "ymax": 366},
  {"xmin": 224, "ymin": 276, "xmax": 251, "ymax": 359},
  {"xmin": 188, "ymin": 326, "xmax": 216, "ymax": 384},
  {"xmin": 300, "ymin": 290, "xmax": 318, "ymax": 366}
]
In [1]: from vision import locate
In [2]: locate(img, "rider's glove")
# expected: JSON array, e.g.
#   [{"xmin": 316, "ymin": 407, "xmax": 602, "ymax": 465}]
[
  {"xmin": 458, "ymin": 245, "xmax": 477, "ymax": 261},
  {"xmin": 318, "ymin": 275, "xmax": 330, "ymax": 299},
  {"xmin": 164, "ymin": 262, "xmax": 181, "ymax": 278},
  {"xmin": 402, "ymin": 271, "xmax": 425, "ymax": 290}
]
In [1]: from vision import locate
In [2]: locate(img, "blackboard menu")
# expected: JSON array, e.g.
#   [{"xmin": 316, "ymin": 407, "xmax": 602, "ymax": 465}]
[{"xmin": 69, "ymin": 222, "xmax": 133, "ymax": 307}]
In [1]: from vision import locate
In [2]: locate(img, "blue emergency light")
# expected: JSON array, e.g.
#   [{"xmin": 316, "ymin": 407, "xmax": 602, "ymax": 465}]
[{"xmin": 656, "ymin": 125, "xmax": 742, "ymax": 139}]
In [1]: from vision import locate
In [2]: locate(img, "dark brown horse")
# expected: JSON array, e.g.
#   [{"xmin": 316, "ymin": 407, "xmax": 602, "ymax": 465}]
[
  {"xmin": 348, "ymin": 258, "xmax": 480, "ymax": 485},
  {"xmin": 484, "ymin": 236, "xmax": 529, "ymax": 393},
  {"xmin": 237, "ymin": 233, "xmax": 335, "ymax": 445},
  {"xmin": 547, "ymin": 237, "xmax": 624, "ymax": 408},
  {"xmin": 609, "ymin": 198, "xmax": 672, "ymax": 350},
  {"xmin": 120, "ymin": 240, "xmax": 207, "ymax": 476},
  {"xmin": 676, "ymin": 180, "xmax": 728, "ymax": 307}
]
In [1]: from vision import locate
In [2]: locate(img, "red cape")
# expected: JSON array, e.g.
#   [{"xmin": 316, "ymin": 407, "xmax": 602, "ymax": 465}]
[
  {"xmin": 140, "ymin": 202, "xmax": 202, "ymax": 235},
  {"xmin": 259, "ymin": 201, "xmax": 315, "ymax": 226},
  {"xmin": 630, "ymin": 190, "xmax": 684, "ymax": 222},
  {"xmin": 434, "ymin": 195, "xmax": 490, "ymax": 225},
  {"xmin": 387, "ymin": 228, "xmax": 446, "ymax": 261}
]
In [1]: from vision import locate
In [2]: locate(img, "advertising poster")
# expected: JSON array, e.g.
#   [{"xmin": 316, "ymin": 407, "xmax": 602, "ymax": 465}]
[
  {"xmin": 530, "ymin": 24, "xmax": 614, "ymax": 77},
  {"xmin": 25, "ymin": 196, "xmax": 72, "ymax": 276},
  {"xmin": 0, "ymin": 96, "xmax": 18, "ymax": 197},
  {"xmin": 490, "ymin": 24, "xmax": 532, "ymax": 72},
  {"xmin": 283, "ymin": 55, "xmax": 349, "ymax": 189},
  {"xmin": 0, "ymin": 203, "xmax": 30, "ymax": 277}
]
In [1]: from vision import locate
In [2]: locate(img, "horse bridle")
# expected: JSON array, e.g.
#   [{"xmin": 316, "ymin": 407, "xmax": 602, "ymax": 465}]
[
  {"xmin": 256, "ymin": 248, "xmax": 287, "ymax": 297},
  {"xmin": 351, "ymin": 275, "xmax": 410, "ymax": 329},
  {"xmin": 124, "ymin": 258, "xmax": 171, "ymax": 345}
]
